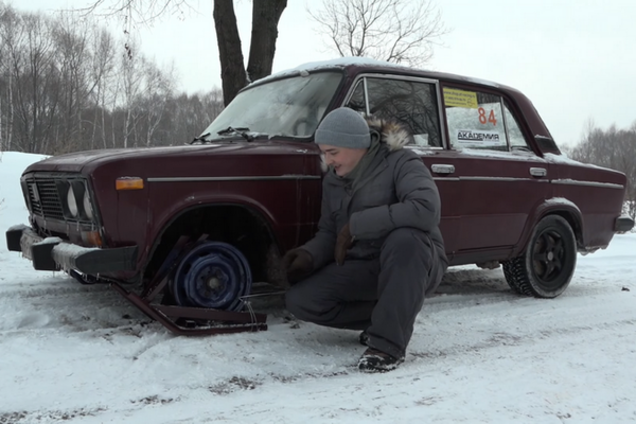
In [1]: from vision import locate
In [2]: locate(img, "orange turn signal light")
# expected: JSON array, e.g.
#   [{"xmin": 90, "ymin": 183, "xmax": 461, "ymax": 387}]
[
  {"xmin": 116, "ymin": 177, "xmax": 144, "ymax": 191},
  {"xmin": 81, "ymin": 230, "xmax": 103, "ymax": 247}
]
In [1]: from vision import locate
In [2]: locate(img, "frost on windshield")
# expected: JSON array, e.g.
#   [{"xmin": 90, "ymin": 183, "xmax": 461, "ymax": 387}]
[{"xmin": 199, "ymin": 71, "xmax": 342, "ymax": 140}]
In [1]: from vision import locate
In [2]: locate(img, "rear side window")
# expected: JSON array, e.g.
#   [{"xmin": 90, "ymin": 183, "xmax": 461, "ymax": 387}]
[
  {"xmin": 443, "ymin": 88, "xmax": 507, "ymax": 151},
  {"xmin": 442, "ymin": 87, "xmax": 532, "ymax": 153},
  {"xmin": 345, "ymin": 77, "xmax": 442, "ymax": 147},
  {"xmin": 503, "ymin": 100, "xmax": 531, "ymax": 151}
]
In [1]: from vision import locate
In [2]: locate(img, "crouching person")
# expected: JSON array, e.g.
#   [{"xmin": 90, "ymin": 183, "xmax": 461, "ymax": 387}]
[{"xmin": 283, "ymin": 107, "xmax": 448, "ymax": 373}]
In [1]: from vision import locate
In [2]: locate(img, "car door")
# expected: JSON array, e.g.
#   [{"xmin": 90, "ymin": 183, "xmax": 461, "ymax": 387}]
[
  {"xmin": 440, "ymin": 85, "xmax": 553, "ymax": 255},
  {"xmin": 343, "ymin": 75, "xmax": 462, "ymax": 258}
]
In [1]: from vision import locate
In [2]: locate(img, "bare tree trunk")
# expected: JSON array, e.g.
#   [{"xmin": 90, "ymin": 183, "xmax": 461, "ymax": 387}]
[
  {"xmin": 31, "ymin": 59, "xmax": 38, "ymax": 153},
  {"xmin": 213, "ymin": 0, "xmax": 247, "ymax": 106},
  {"xmin": 246, "ymin": 0, "xmax": 287, "ymax": 83},
  {"xmin": 91, "ymin": 84, "xmax": 100, "ymax": 150},
  {"xmin": 0, "ymin": 79, "xmax": 3, "ymax": 152},
  {"xmin": 149, "ymin": 97, "xmax": 169, "ymax": 146},
  {"xmin": 124, "ymin": 107, "xmax": 132, "ymax": 148},
  {"xmin": 120, "ymin": 47, "xmax": 142, "ymax": 149},
  {"xmin": 7, "ymin": 70, "xmax": 13, "ymax": 150},
  {"xmin": 101, "ymin": 92, "xmax": 108, "ymax": 149}
]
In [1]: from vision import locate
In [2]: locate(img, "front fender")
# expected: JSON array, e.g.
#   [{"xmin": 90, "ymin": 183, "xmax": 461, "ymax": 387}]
[
  {"xmin": 153, "ymin": 193, "xmax": 278, "ymax": 238},
  {"xmin": 145, "ymin": 192, "xmax": 280, "ymax": 259}
]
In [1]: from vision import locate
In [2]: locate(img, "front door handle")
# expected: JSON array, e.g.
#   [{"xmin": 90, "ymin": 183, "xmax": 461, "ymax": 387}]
[
  {"xmin": 529, "ymin": 167, "xmax": 547, "ymax": 178},
  {"xmin": 431, "ymin": 164, "xmax": 455, "ymax": 174}
]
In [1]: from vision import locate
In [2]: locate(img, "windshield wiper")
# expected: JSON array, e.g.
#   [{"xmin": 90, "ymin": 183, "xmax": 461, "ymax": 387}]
[
  {"xmin": 216, "ymin": 126, "xmax": 255, "ymax": 142},
  {"xmin": 190, "ymin": 132, "xmax": 211, "ymax": 144},
  {"xmin": 217, "ymin": 126, "xmax": 249, "ymax": 135}
]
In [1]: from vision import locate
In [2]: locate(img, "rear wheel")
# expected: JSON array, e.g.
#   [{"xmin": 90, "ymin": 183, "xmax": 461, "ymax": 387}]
[{"xmin": 503, "ymin": 215, "xmax": 577, "ymax": 298}]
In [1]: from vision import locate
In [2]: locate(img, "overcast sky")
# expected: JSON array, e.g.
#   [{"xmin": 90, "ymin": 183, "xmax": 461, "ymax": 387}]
[{"xmin": 16, "ymin": 0, "xmax": 636, "ymax": 147}]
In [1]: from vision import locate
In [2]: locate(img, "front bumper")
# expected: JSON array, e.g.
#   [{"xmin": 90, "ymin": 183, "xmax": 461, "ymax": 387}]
[
  {"xmin": 6, "ymin": 225, "xmax": 138, "ymax": 274},
  {"xmin": 615, "ymin": 215, "xmax": 635, "ymax": 232}
]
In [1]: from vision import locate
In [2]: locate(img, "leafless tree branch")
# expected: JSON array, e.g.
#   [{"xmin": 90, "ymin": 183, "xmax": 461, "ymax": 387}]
[
  {"xmin": 309, "ymin": 0, "xmax": 449, "ymax": 68},
  {"xmin": 78, "ymin": 0, "xmax": 287, "ymax": 105},
  {"xmin": 76, "ymin": 0, "xmax": 194, "ymax": 26}
]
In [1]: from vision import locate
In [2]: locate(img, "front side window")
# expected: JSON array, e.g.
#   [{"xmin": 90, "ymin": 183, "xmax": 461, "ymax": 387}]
[
  {"xmin": 443, "ymin": 87, "xmax": 508, "ymax": 151},
  {"xmin": 199, "ymin": 71, "xmax": 343, "ymax": 140},
  {"xmin": 345, "ymin": 77, "xmax": 442, "ymax": 147}
]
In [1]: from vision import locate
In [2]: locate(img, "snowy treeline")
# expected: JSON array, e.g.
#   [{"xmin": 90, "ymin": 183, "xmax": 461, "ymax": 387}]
[
  {"xmin": 0, "ymin": 3, "xmax": 224, "ymax": 155},
  {"xmin": 568, "ymin": 122, "xmax": 636, "ymax": 220}
]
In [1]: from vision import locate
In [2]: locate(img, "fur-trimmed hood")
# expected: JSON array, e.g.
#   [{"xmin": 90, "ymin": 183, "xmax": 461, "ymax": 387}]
[
  {"xmin": 303, "ymin": 113, "xmax": 446, "ymax": 271},
  {"xmin": 365, "ymin": 116, "xmax": 413, "ymax": 151},
  {"xmin": 318, "ymin": 115, "xmax": 413, "ymax": 172}
]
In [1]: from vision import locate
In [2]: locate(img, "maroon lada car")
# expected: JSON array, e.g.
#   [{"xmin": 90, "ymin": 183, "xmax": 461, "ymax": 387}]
[{"xmin": 6, "ymin": 59, "xmax": 634, "ymax": 334}]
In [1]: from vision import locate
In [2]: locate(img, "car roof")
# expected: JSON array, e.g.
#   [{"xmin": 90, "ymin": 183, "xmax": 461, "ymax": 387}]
[
  {"xmin": 247, "ymin": 57, "xmax": 556, "ymax": 148},
  {"xmin": 251, "ymin": 57, "xmax": 506, "ymax": 89}
]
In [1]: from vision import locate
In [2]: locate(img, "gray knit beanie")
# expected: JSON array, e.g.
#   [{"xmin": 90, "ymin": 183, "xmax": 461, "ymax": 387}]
[{"xmin": 314, "ymin": 107, "xmax": 371, "ymax": 149}]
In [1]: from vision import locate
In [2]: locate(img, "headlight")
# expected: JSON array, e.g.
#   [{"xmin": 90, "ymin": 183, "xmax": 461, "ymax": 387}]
[
  {"xmin": 67, "ymin": 186, "xmax": 78, "ymax": 217},
  {"xmin": 83, "ymin": 188, "xmax": 94, "ymax": 220}
]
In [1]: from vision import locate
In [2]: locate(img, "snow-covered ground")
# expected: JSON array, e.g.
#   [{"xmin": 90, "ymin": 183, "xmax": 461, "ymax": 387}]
[{"xmin": 1, "ymin": 151, "xmax": 635, "ymax": 424}]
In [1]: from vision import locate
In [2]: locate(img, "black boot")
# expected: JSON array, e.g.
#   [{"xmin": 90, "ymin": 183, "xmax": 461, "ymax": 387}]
[
  {"xmin": 359, "ymin": 330, "xmax": 369, "ymax": 346},
  {"xmin": 357, "ymin": 347, "xmax": 404, "ymax": 373}
]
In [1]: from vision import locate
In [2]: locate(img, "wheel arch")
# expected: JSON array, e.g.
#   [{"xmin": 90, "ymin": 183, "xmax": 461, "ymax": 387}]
[
  {"xmin": 545, "ymin": 209, "xmax": 583, "ymax": 250},
  {"xmin": 515, "ymin": 198, "xmax": 585, "ymax": 257},
  {"xmin": 143, "ymin": 201, "xmax": 284, "ymax": 288}
]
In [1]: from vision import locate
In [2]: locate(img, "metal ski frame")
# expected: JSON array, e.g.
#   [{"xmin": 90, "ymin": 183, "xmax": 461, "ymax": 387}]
[
  {"xmin": 73, "ymin": 235, "xmax": 268, "ymax": 335},
  {"xmin": 110, "ymin": 277, "xmax": 268, "ymax": 336}
]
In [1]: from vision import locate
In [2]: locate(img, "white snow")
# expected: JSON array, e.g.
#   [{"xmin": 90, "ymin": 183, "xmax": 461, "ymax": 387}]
[
  {"xmin": 52, "ymin": 242, "xmax": 99, "ymax": 256},
  {"xmin": 2, "ymin": 151, "xmax": 636, "ymax": 423},
  {"xmin": 251, "ymin": 56, "xmax": 413, "ymax": 86},
  {"xmin": 543, "ymin": 153, "xmax": 617, "ymax": 173},
  {"xmin": 543, "ymin": 197, "xmax": 582, "ymax": 212},
  {"xmin": 38, "ymin": 237, "xmax": 64, "ymax": 245},
  {"xmin": 251, "ymin": 56, "xmax": 502, "ymax": 90},
  {"xmin": 457, "ymin": 147, "xmax": 544, "ymax": 162},
  {"xmin": 551, "ymin": 179, "xmax": 625, "ymax": 189},
  {"xmin": 544, "ymin": 152, "xmax": 584, "ymax": 166},
  {"xmin": 406, "ymin": 147, "xmax": 439, "ymax": 156}
]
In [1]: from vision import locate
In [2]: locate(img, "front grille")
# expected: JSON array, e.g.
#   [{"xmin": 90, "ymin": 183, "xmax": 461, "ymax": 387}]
[
  {"xmin": 24, "ymin": 174, "xmax": 94, "ymax": 224},
  {"xmin": 26, "ymin": 182, "xmax": 43, "ymax": 215},
  {"xmin": 30, "ymin": 178, "xmax": 65, "ymax": 219}
]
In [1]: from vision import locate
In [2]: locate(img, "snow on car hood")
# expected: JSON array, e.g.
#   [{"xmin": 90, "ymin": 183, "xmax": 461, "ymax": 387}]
[{"xmin": 22, "ymin": 141, "xmax": 309, "ymax": 174}]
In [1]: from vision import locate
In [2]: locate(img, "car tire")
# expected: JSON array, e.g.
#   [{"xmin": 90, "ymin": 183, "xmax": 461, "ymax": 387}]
[
  {"xmin": 504, "ymin": 270, "xmax": 524, "ymax": 295},
  {"xmin": 502, "ymin": 215, "xmax": 577, "ymax": 298}
]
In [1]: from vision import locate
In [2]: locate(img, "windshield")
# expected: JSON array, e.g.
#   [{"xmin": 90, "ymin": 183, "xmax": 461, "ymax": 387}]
[{"xmin": 198, "ymin": 71, "xmax": 343, "ymax": 140}]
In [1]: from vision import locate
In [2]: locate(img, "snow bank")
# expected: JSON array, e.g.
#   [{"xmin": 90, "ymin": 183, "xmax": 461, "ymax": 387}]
[
  {"xmin": 0, "ymin": 152, "xmax": 48, "ymax": 237},
  {"xmin": 2, "ymin": 152, "xmax": 636, "ymax": 423}
]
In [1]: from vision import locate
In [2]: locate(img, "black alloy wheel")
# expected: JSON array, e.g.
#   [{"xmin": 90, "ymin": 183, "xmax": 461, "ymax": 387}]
[{"xmin": 502, "ymin": 215, "xmax": 577, "ymax": 298}]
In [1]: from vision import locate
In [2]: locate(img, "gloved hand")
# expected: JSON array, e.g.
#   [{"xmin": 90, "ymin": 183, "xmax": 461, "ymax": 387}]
[
  {"xmin": 335, "ymin": 223, "xmax": 355, "ymax": 266},
  {"xmin": 282, "ymin": 248, "xmax": 314, "ymax": 284}
]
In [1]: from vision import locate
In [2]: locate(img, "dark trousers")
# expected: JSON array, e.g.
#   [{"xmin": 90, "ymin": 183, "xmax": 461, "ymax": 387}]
[{"xmin": 285, "ymin": 228, "xmax": 445, "ymax": 359}]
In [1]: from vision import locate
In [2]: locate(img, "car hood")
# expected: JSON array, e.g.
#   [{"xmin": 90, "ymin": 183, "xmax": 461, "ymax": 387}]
[{"xmin": 23, "ymin": 140, "xmax": 315, "ymax": 174}]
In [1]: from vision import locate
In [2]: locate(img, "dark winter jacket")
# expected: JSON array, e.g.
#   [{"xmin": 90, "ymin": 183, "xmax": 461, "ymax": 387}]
[{"xmin": 302, "ymin": 117, "xmax": 447, "ymax": 269}]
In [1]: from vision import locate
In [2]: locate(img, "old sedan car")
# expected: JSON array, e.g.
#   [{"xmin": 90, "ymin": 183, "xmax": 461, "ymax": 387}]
[{"xmin": 6, "ymin": 58, "xmax": 634, "ymax": 334}]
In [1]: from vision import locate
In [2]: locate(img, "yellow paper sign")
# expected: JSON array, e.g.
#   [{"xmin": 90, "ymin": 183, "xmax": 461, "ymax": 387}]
[{"xmin": 443, "ymin": 88, "xmax": 478, "ymax": 109}]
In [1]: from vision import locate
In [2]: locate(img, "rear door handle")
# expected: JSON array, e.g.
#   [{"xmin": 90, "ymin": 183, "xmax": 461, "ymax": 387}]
[
  {"xmin": 529, "ymin": 167, "xmax": 547, "ymax": 178},
  {"xmin": 431, "ymin": 164, "xmax": 455, "ymax": 174}
]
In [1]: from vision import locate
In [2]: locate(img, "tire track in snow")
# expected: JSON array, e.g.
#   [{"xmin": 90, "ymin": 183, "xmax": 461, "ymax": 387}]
[
  {"xmin": 411, "ymin": 283, "xmax": 636, "ymax": 365},
  {"xmin": 0, "ymin": 277, "xmax": 149, "ymax": 337}
]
